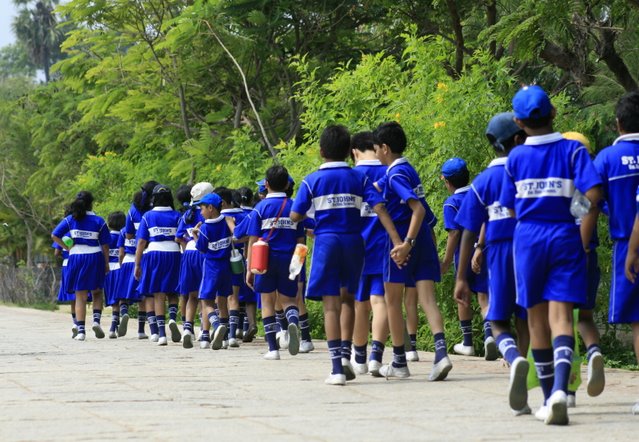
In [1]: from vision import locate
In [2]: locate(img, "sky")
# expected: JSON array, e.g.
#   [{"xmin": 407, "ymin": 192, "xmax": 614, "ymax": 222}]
[{"xmin": 0, "ymin": 0, "xmax": 19, "ymax": 48}]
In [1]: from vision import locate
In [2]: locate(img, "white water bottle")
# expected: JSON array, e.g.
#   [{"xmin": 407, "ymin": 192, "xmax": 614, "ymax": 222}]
[{"xmin": 288, "ymin": 244, "xmax": 308, "ymax": 280}]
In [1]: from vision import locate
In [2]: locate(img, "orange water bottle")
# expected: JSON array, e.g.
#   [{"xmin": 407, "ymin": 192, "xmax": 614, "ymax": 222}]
[{"xmin": 250, "ymin": 239, "xmax": 269, "ymax": 275}]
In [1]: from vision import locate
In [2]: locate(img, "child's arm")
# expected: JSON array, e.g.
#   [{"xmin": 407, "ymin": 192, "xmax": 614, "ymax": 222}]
[
  {"xmin": 440, "ymin": 229, "xmax": 460, "ymax": 275},
  {"xmin": 134, "ymin": 239, "xmax": 147, "ymax": 280},
  {"xmin": 390, "ymin": 198, "xmax": 425, "ymax": 264},
  {"xmin": 118, "ymin": 246, "xmax": 125, "ymax": 265},
  {"xmin": 102, "ymin": 244, "xmax": 110, "ymax": 275},
  {"xmin": 580, "ymin": 186, "xmax": 602, "ymax": 252},
  {"xmin": 453, "ymin": 229, "xmax": 477, "ymax": 308},
  {"xmin": 372, "ymin": 203, "xmax": 403, "ymax": 260},
  {"xmin": 626, "ymin": 215, "xmax": 639, "ymax": 283},
  {"xmin": 471, "ymin": 223, "xmax": 486, "ymax": 274},
  {"xmin": 245, "ymin": 235, "xmax": 257, "ymax": 289}
]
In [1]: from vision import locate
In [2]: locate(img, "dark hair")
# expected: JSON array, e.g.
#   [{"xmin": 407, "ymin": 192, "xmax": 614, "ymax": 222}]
[
  {"xmin": 374, "ymin": 122, "xmax": 407, "ymax": 153},
  {"xmin": 151, "ymin": 189, "xmax": 174, "ymax": 209},
  {"xmin": 616, "ymin": 91, "xmax": 639, "ymax": 133},
  {"xmin": 133, "ymin": 180, "xmax": 158, "ymax": 212},
  {"xmin": 107, "ymin": 211, "xmax": 126, "ymax": 231},
  {"xmin": 488, "ymin": 131, "xmax": 527, "ymax": 154},
  {"xmin": 230, "ymin": 189, "xmax": 242, "ymax": 208},
  {"xmin": 519, "ymin": 115, "xmax": 553, "ymax": 130},
  {"xmin": 215, "ymin": 187, "xmax": 233, "ymax": 207},
  {"xmin": 320, "ymin": 125, "xmax": 351, "ymax": 160},
  {"xmin": 446, "ymin": 170, "xmax": 470, "ymax": 189},
  {"xmin": 70, "ymin": 191, "xmax": 94, "ymax": 220},
  {"xmin": 238, "ymin": 187, "xmax": 253, "ymax": 207},
  {"xmin": 351, "ymin": 131, "xmax": 378, "ymax": 152},
  {"xmin": 175, "ymin": 184, "xmax": 192, "ymax": 213},
  {"xmin": 265, "ymin": 165, "xmax": 289, "ymax": 192}
]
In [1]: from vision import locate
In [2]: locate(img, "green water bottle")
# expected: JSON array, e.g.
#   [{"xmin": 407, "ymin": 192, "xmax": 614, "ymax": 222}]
[{"xmin": 62, "ymin": 236, "xmax": 74, "ymax": 248}]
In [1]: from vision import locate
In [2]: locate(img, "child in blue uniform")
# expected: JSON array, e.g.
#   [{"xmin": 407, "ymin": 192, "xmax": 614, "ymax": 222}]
[
  {"xmin": 440, "ymin": 158, "xmax": 492, "ymax": 359},
  {"xmin": 499, "ymin": 85, "xmax": 601, "ymax": 425},
  {"xmin": 104, "ymin": 211, "xmax": 125, "ymax": 339},
  {"xmin": 192, "ymin": 192, "xmax": 233, "ymax": 350},
  {"xmin": 176, "ymin": 182, "xmax": 211, "ymax": 349},
  {"xmin": 373, "ymin": 121, "xmax": 453, "ymax": 381},
  {"xmin": 125, "ymin": 180, "xmax": 158, "ymax": 339},
  {"xmin": 454, "ymin": 112, "xmax": 531, "ymax": 415},
  {"xmin": 134, "ymin": 184, "xmax": 182, "ymax": 346},
  {"xmin": 350, "ymin": 131, "xmax": 389, "ymax": 375},
  {"xmin": 291, "ymin": 125, "xmax": 404, "ymax": 385},
  {"xmin": 246, "ymin": 165, "xmax": 306, "ymax": 359},
  {"xmin": 52, "ymin": 191, "xmax": 111, "ymax": 341}
]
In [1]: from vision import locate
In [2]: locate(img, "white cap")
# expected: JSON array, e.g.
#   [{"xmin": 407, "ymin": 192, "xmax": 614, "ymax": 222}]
[{"xmin": 190, "ymin": 182, "xmax": 214, "ymax": 205}]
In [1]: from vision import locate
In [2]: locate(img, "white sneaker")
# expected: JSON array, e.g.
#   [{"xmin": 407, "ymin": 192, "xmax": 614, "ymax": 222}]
[
  {"xmin": 74, "ymin": 333, "xmax": 86, "ymax": 341},
  {"xmin": 222, "ymin": 339, "xmax": 229, "ymax": 349},
  {"xmin": 342, "ymin": 358, "xmax": 356, "ymax": 381},
  {"xmin": 545, "ymin": 391, "xmax": 569, "ymax": 425},
  {"xmin": 535, "ymin": 404, "xmax": 549, "ymax": 421},
  {"xmin": 263, "ymin": 350, "xmax": 280, "ymax": 360},
  {"xmin": 108, "ymin": 330, "xmax": 118, "ymax": 339},
  {"xmin": 118, "ymin": 314, "xmax": 129, "ymax": 337},
  {"xmin": 199, "ymin": 338, "xmax": 210, "ymax": 349},
  {"xmin": 71, "ymin": 325, "xmax": 78, "ymax": 339},
  {"xmin": 406, "ymin": 351, "xmax": 419, "ymax": 362},
  {"xmin": 287, "ymin": 323, "xmax": 300, "ymax": 356},
  {"xmin": 138, "ymin": 332, "xmax": 148, "ymax": 340},
  {"xmin": 368, "ymin": 360, "xmax": 383, "ymax": 377},
  {"xmin": 150, "ymin": 334, "xmax": 159, "ymax": 342},
  {"xmin": 429, "ymin": 356, "xmax": 453, "ymax": 381},
  {"xmin": 484, "ymin": 336, "xmax": 498, "ymax": 361},
  {"xmin": 299, "ymin": 340, "xmax": 315, "ymax": 353},
  {"xmin": 352, "ymin": 360, "xmax": 368, "ymax": 375},
  {"xmin": 182, "ymin": 331, "xmax": 193, "ymax": 349},
  {"xmin": 325, "ymin": 373, "xmax": 346, "ymax": 386},
  {"xmin": 508, "ymin": 357, "xmax": 529, "ymax": 411},
  {"xmin": 92, "ymin": 323, "xmax": 105, "ymax": 339},
  {"xmin": 236, "ymin": 328, "xmax": 244, "ymax": 339},
  {"xmin": 632, "ymin": 401, "xmax": 639, "ymax": 415},
  {"xmin": 511, "ymin": 404, "xmax": 532, "ymax": 416},
  {"xmin": 168, "ymin": 319, "xmax": 181, "ymax": 343},
  {"xmin": 453, "ymin": 342, "xmax": 475, "ymax": 356},
  {"xmin": 379, "ymin": 363, "xmax": 410, "ymax": 379},
  {"xmin": 587, "ymin": 351, "xmax": 605, "ymax": 397},
  {"xmin": 157, "ymin": 336, "xmax": 168, "ymax": 346},
  {"xmin": 228, "ymin": 337, "xmax": 240, "ymax": 348},
  {"xmin": 567, "ymin": 394, "xmax": 576, "ymax": 408},
  {"xmin": 211, "ymin": 325, "xmax": 227, "ymax": 350},
  {"xmin": 276, "ymin": 330, "xmax": 289, "ymax": 350}
]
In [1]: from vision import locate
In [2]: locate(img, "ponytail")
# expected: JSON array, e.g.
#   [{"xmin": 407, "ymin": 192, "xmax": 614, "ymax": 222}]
[{"xmin": 70, "ymin": 191, "xmax": 94, "ymax": 220}]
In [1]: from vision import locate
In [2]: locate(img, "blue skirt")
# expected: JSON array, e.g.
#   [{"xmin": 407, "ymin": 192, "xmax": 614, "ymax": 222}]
[
  {"xmin": 178, "ymin": 250, "xmax": 203, "ymax": 295},
  {"xmin": 139, "ymin": 251, "xmax": 181, "ymax": 295},
  {"xmin": 57, "ymin": 264, "xmax": 74, "ymax": 302},
  {"xmin": 66, "ymin": 252, "xmax": 105, "ymax": 292},
  {"xmin": 104, "ymin": 265, "xmax": 121, "ymax": 306},
  {"xmin": 120, "ymin": 261, "xmax": 142, "ymax": 302}
]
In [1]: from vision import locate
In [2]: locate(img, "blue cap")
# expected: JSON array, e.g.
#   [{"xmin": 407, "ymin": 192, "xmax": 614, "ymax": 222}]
[
  {"xmin": 198, "ymin": 192, "xmax": 222, "ymax": 209},
  {"xmin": 486, "ymin": 112, "xmax": 521, "ymax": 150},
  {"xmin": 255, "ymin": 179, "xmax": 267, "ymax": 194},
  {"xmin": 512, "ymin": 85, "xmax": 552, "ymax": 120},
  {"xmin": 441, "ymin": 157, "xmax": 468, "ymax": 178},
  {"xmin": 152, "ymin": 184, "xmax": 170, "ymax": 195}
]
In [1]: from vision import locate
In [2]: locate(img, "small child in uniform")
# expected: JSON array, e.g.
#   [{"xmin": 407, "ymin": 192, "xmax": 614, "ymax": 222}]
[{"xmin": 104, "ymin": 211, "xmax": 125, "ymax": 338}]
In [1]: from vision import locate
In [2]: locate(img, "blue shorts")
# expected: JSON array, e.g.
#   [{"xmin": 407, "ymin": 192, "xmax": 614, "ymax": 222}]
[
  {"xmin": 513, "ymin": 222, "xmax": 586, "ymax": 309},
  {"xmin": 139, "ymin": 251, "xmax": 180, "ymax": 295},
  {"xmin": 384, "ymin": 223, "xmax": 440, "ymax": 285},
  {"xmin": 178, "ymin": 250, "xmax": 203, "ymax": 295},
  {"xmin": 485, "ymin": 240, "xmax": 526, "ymax": 321},
  {"xmin": 468, "ymin": 259, "xmax": 488, "ymax": 294},
  {"xmin": 198, "ymin": 258, "xmax": 233, "ymax": 300},
  {"xmin": 581, "ymin": 248, "xmax": 600, "ymax": 311},
  {"xmin": 355, "ymin": 274, "xmax": 384, "ymax": 302},
  {"xmin": 255, "ymin": 252, "xmax": 298, "ymax": 298},
  {"xmin": 306, "ymin": 233, "xmax": 364, "ymax": 300},
  {"xmin": 610, "ymin": 240, "xmax": 639, "ymax": 324}
]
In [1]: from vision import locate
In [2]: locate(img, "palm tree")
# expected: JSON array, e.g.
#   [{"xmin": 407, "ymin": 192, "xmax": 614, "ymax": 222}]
[{"xmin": 12, "ymin": 0, "xmax": 62, "ymax": 82}]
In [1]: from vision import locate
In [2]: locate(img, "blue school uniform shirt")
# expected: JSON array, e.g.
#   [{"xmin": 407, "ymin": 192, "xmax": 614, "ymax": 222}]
[
  {"xmin": 136, "ymin": 207, "xmax": 180, "ymax": 243},
  {"xmin": 176, "ymin": 208, "xmax": 204, "ymax": 244},
  {"xmin": 52, "ymin": 212, "xmax": 111, "ymax": 247},
  {"xmin": 593, "ymin": 133, "xmax": 639, "ymax": 240},
  {"xmin": 108, "ymin": 231, "xmax": 120, "ymax": 263},
  {"xmin": 117, "ymin": 228, "xmax": 136, "ymax": 255},
  {"xmin": 247, "ymin": 192, "xmax": 304, "ymax": 254},
  {"xmin": 291, "ymin": 161, "xmax": 383, "ymax": 235},
  {"xmin": 196, "ymin": 215, "xmax": 232, "ymax": 260},
  {"xmin": 443, "ymin": 186, "xmax": 470, "ymax": 263},
  {"xmin": 125, "ymin": 204, "xmax": 143, "ymax": 236},
  {"xmin": 500, "ymin": 133, "xmax": 601, "ymax": 222},
  {"xmin": 221, "ymin": 208, "xmax": 248, "ymax": 251},
  {"xmin": 456, "ymin": 157, "xmax": 516, "ymax": 243},
  {"xmin": 379, "ymin": 157, "xmax": 438, "ymax": 228},
  {"xmin": 354, "ymin": 159, "xmax": 388, "ymax": 274}
]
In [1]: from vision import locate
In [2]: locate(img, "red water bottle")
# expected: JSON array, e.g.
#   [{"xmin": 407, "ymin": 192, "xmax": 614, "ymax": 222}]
[{"xmin": 250, "ymin": 239, "xmax": 269, "ymax": 275}]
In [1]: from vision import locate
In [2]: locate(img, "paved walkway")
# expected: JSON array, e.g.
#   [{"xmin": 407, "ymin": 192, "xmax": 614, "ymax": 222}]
[{"xmin": 0, "ymin": 306, "xmax": 637, "ymax": 441}]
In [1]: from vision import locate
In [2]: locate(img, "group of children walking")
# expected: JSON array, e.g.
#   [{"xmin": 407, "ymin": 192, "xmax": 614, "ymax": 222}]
[{"xmin": 51, "ymin": 85, "xmax": 639, "ymax": 425}]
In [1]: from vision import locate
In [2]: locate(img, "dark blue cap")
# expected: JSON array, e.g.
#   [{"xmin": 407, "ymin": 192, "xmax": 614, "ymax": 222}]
[
  {"xmin": 512, "ymin": 85, "xmax": 552, "ymax": 120},
  {"xmin": 199, "ymin": 192, "xmax": 222, "ymax": 209},
  {"xmin": 152, "ymin": 184, "xmax": 170, "ymax": 195},
  {"xmin": 255, "ymin": 179, "xmax": 267, "ymax": 194},
  {"xmin": 486, "ymin": 112, "xmax": 521, "ymax": 149},
  {"xmin": 441, "ymin": 157, "xmax": 468, "ymax": 178}
]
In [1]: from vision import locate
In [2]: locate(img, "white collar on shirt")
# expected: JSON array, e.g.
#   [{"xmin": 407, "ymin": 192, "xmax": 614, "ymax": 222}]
[
  {"xmin": 488, "ymin": 157, "xmax": 508, "ymax": 167},
  {"xmin": 613, "ymin": 133, "xmax": 639, "ymax": 145},
  {"xmin": 523, "ymin": 132, "xmax": 563, "ymax": 145},
  {"xmin": 454, "ymin": 185, "xmax": 470, "ymax": 194},
  {"xmin": 205, "ymin": 215, "xmax": 225, "ymax": 224},
  {"xmin": 151, "ymin": 206, "xmax": 173, "ymax": 212},
  {"xmin": 265, "ymin": 192, "xmax": 287, "ymax": 198},
  {"xmin": 356, "ymin": 159, "xmax": 382, "ymax": 166},
  {"xmin": 240, "ymin": 205, "xmax": 253, "ymax": 210},
  {"xmin": 221, "ymin": 208, "xmax": 243, "ymax": 214},
  {"xmin": 86, "ymin": 211, "xmax": 95, "ymax": 215},
  {"xmin": 319, "ymin": 161, "xmax": 349, "ymax": 169},
  {"xmin": 109, "ymin": 230, "xmax": 119, "ymax": 234},
  {"xmin": 388, "ymin": 157, "xmax": 409, "ymax": 171}
]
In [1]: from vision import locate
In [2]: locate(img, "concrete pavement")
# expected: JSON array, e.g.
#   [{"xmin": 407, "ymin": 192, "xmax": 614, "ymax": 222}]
[{"xmin": 0, "ymin": 305, "xmax": 637, "ymax": 441}]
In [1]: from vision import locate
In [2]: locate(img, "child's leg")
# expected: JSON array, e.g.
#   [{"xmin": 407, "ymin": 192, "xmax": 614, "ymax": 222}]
[
  {"xmin": 211, "ymin": 296, "xmax": 229, "ymax": 350},
  {"xmin": 515, "ymin": 317, "xmax": 530, "ymax": 356},
  {"xmin": 91, "ymin": 289, "xmax": 105, "ymax": 338},
  {"xmin": 179, "ymin": 295, "xmax": 187, "ymax": 323},
  {"xmin": 200, "ymin": 299, "xmax": 214, "ymax": 345},
  {"xmin": 382, "ymin": 282, "xmax": 408, "ymax": 376},
  {"xmin": 633, "ymin": 321, "xmax": 639, "ymax": 365},
  {"xmin": 109, "ymin": 303, "xmax": 119, "ymax": 338},
  {"xmin": 261, "ymin": 292, "xmax": 278, "ymax": 354},
  {"xmin": 369, "ymin": 295, "xmax": 389, "ymax": 372},
  {"xmin": 548, "ymin": 301, "xmax": 575, "ymax": 395},
  {"xmin": 282, "ymin": 295, "xmax": 300, "ymax": 356},
  {"xmin": 528, "ymin": 303, "xmax": 553, "ymax": 404},
  {"xmin": 184, "ymin": 292, "xmax": 198, "ymax": 333},
  {"xmin": 578, "ymin": 308, "xmax": 605, "ymax": 397},
  {"xmin": 323, "ymin": 295, "xmax": 343, "ymax": 377},
  {"xmin": 404, "ymin": 287, "xmax": 418, "ymax": 356},
  {"xmin": 416, "ymin": 280, "xmax": 452, "ymax": 380},
  {"xmin": 74, "ymin": 291, "xmax": 88, "ymax": 339},
  {"xmin": 228, "ymin": 287, "xmax": 240, "ymax": 343},
  {"xmin": 455, "ymin": 298, "xmax": 474, "ymax": 354},
  {"xmin": 353, "ymin": 300, "xmax": 371, "ymax": 364},
  {"xmin": 297, "ymin": 284, "xmax": 313, "ymax": 351},
  {"xmin": 477, "ymin": 291, "xmax": 497, "ymax": 360},
  {"xmin": 154, "ymin": 293, "xmax": 167, "ymax": 344}
]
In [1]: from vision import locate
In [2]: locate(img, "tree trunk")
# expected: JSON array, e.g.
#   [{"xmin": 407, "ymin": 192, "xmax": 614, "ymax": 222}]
[
  {"xmin": 177, "ymin": 83, "xmax": 196, "ymax": 184},
  {"xmin": 597, "ymin": 27, "xmax": 638, "ymax": 92},
  {"xmin": 445, "ymin": 0, "xmax": 465, "ymax": 76},
  {"xmin": 486, "ymin": 0, "xmax": 497, "ymax": 57}
]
